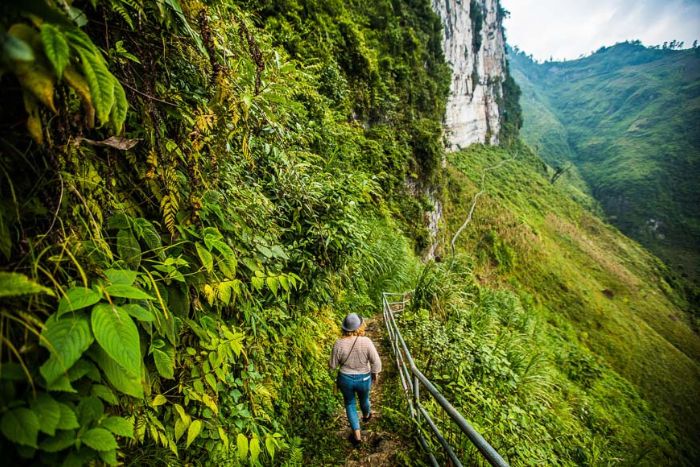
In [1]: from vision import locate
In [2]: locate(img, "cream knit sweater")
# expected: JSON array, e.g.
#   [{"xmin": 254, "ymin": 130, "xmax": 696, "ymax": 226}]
[{"xmin": 329, "ymin": 336, "xmax": 382, "ymax": 375}]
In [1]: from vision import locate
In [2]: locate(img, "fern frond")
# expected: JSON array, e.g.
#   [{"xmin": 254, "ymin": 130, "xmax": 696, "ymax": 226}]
[{"xmin": 110, "ymin": 2, "xmax": 135, "ymax": 29}]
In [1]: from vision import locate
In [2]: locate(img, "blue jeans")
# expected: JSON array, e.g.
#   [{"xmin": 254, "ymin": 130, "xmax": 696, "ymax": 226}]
[{"xmin": 338, "ymin": 372, "xmax": 372, "ymax": 431}]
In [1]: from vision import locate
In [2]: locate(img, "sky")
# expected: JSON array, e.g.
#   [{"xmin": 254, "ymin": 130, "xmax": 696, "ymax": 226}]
[{"xmin": 500, "ymin": 0, "xmax": 700, "ymax": 61}]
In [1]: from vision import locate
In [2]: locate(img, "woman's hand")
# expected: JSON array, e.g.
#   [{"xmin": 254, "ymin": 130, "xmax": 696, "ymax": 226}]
[{"xmin": 371, "ymin": 373, "xmax": 378, "ymax": 384}]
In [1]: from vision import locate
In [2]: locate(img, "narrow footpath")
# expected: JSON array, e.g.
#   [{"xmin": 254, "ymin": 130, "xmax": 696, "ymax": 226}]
[{"xmin": 333, "ymin": 315, "xmax": 415, "ymax": 466}]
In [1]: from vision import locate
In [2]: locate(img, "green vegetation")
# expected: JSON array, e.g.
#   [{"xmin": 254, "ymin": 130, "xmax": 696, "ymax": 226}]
[
  {"xmin": 510, "ymin": 42, "xmax": 700, "ymax": 281},
  {"xmin": 498, "ymin": 58, "xmax": 524, "ymax": 146},
  {"xmin": 0, "ymin": 0, "xmax": 449, "ymax": 464},
  {"xmin": 1, "ymin": 0, "xmax": 696, "ymax": 465},
  {"xmin": 400, "ymin": 143, "xmax": 699, "ymax": 465},
  {"xmin": 469, "ymin": 0, "xmax": 484, "ymax": 53}
]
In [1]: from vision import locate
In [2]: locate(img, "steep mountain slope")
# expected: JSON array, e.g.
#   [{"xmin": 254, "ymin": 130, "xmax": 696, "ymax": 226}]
[
  {"xmin": 410, "ymin": 143, "xmax": 700, "ymax": 465},
  {"xmin": 512, "ymin": 66, "xmax": 574, "ymax": 163},
  {"xmin": 509, "ymin": 57, "xmax": 595, "ymax": 202},
  {"xmin": 510, "ymin": 43, "xmax": 700, "ymax": 280}
]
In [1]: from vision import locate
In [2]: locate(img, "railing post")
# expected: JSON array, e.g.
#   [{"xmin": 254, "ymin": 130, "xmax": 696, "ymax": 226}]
[
  {"xmin": 413, "ymin": 374, "xmax": 420, "ymax": 405},
  {"xmin": 413, "ymin": 372, "xmax": 421, "ymax": 434}
]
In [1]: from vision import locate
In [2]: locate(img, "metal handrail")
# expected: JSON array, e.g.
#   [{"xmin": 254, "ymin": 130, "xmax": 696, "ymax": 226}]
[{"xmin": 382, "ymin": 292, "xmax": 509, "ymax": 467}]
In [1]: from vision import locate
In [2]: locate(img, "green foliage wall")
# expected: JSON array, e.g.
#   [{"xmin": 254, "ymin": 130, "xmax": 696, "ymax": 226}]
[
  {"xmin": 0, "ymin": 0, "xmax": 449, "ymax": 464},
  {"xmin": 243, "ymin": 0, "xmax": 451, "ymax": 182},
  {"xmin": 498, "ymin": 59, "xmax": 523, "ymax": 145}
]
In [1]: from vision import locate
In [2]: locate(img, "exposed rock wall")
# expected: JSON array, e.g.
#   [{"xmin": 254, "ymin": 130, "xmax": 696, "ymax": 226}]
[
  {"xmin": 432, "ymin": 0, "xmax": 506, "ymax": 149},
  {"xmin": 406, "ymin": 178, "xmax": 443, "ymax": 260},
  {"xmin": 424, "ymin": 191, "xmax": 443, "ymax": 259}
]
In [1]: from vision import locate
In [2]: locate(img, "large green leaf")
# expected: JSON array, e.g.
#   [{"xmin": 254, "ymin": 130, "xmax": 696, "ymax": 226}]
[
  {"xmin": 250, "ymin": 437, "xmax": 261, "ymax": 463},
  {"xmin": 265, "ymin": 436, "xmax": 276, "ymax": 460},
  {"xmin": 77, "ymin": 396, "xmax": 104, "ymax": 425},
  {"xmin": 91, "ymin": 303, "xmax": 141, "ymax": 375},
  {"xmin": 40, "ymin": 24, "xmax": 70, "ymax": 78},
  {"xmin": 104, "ymin": 269, "xmax": 138, "ymax": 286},
  {"xmin": 39, "ymin": 314, "xmax": 93, "ymax": 384},
  {"xmin": 55, "ymin": 403, "xmax": 79, "ymax": 430},
  {"xmin": 195, "ymin": 243, "xmax": 213, "ymax": 273},
  {"xmin": 1, "ymin": 408, "xmax": 39, "ymax": 448},
  {"xmin": 92, "ymin": 346, "xmax": 143, "ymax": 398},
  {"xmin": 57, "ymin": 287, "xmax": 101, "ymax": 316},
  {"xmin": 100, "ymin": 449, "xmax": 118, "ymax": 466},
  {"xmin": 39, "ymin": 429, "xmax": 75, "ymax": 452},
  {"xmin": 46, "ymin": 374, "xmax": 76, "ymax": 393},
  {"xmin": 77, "ymin": 49, "xmax": 114, "ymax": 125},
  {"xmin": 104, "ymin": 284, "xmax": 154, "ymax": 300},
  {"xmin": 91, "ymin": 384, "xmax": 117, "ymax": 404},
  {"xmin": 116, "ymin": 229, "xmax": 141, "ymax": 269},
  {"xmin": 67, "ymin": 358, "xmax": 100, "ymax": 382},
  {"xmin": 152, "ymin": 341, "xmax": 175, "ymax": 379},
  {"xmin": 218, "ymin": 280, "xmax": 238, "ymax": 305},
  {"xmin": 100, "ymin": 416, "xmax": 134, "ymax": 438},
  {"xmin": 237, "ymin": 433, "xmax": 248, "ymax": 459},
  {"xmin": 81, "ymin": 428, "xmax": 117, "ymax": 451},
  {"xmin": 174, "ymin": 418, "xmax": 187, "ymax": 442},
  {"xmin": 151, "ymin": 394, "xmax": 167, "ymax": 407},
  {"xmin": 0, "ymin": 272, "xmax": 54, "ymax": 297},
  {"xmin": 110, "ymin": 78, "xmax": 128, "ymax": 134},
  {"xmin": 122, "ymin": 303, "xmax": 155, "ymax": 322},
  {"xmin": 30, "ymin": 393, "xmax": 61, "ymax": 436},
  {"xmin": 186, "ymin": 419, "xmax": 202, "ymax": 448}
]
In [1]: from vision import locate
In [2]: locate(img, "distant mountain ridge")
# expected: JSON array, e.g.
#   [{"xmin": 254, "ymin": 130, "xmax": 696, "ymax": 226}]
[{"xmin": 509, "ymin": 42, "xmax": 700, "ymax": 280}]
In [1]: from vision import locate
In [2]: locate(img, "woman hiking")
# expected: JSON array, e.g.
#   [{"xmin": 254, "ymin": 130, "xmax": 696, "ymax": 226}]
[{"xmin": 329, "ymin": 313, "xmax": 382, "ymax": 447}]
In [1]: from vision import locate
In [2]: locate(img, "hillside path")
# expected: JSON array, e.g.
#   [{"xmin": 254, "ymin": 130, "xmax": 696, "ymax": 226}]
[{"xmin": 332, "ymin": 315, "xmax": 411, "ymax": 466}]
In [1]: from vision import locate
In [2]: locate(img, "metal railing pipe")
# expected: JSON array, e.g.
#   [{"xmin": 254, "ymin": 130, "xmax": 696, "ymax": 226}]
[
  {"xmin": 382, "ymin": 292, "xmax": 509, "ymax": 467},
  {"xmin": 411, "ymin": 366, "xmax": 508, "ymax": 466},
  {"xmin": 418, "ymin": 404, "xmax": 463, "ymax": 467}
]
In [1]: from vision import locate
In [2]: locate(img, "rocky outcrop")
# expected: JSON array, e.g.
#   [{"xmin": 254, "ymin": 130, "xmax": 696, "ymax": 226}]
[
  {"xmin": 432, "ymin": 0, "xmax": 506, "ymax": 149},
  {"xmin": 424, "ymin": 191, "xmax": 443, "ymax": 259}
]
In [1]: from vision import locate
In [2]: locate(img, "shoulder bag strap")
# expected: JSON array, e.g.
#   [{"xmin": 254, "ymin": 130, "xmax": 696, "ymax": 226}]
[{"xmin": 338, "ymin": 337, "xmax": 359, "ymax": 371}]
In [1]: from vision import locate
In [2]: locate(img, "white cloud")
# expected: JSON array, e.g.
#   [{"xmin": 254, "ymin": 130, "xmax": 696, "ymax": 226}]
[{"xmin": 500, "ymin": 0, "xmax": 700, "ymax": 61}]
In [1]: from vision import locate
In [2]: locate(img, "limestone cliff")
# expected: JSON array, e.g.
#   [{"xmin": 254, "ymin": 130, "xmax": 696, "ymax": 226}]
[{"xmin": 432, "ymin": 0, "xmax": 506, "ymax": 149}]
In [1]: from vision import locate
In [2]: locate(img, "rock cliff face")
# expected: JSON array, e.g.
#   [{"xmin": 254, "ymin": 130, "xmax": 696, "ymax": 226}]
[{"xmin": 432, "ymin": 0, "xmax": 506, "ymax": 149}]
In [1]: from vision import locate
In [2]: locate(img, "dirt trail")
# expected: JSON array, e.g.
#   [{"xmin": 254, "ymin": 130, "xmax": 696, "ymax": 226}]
[{"xmin": 333, "ymin": 315, "xmax": 411, "ymax": 466}]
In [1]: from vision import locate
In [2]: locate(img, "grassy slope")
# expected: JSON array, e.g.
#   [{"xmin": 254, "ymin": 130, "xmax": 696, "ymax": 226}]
[
  {"xmin": 441, "ymin": 144, "xmax": 700, "ymax": 463},
  {"xmin": 510, "ymin": 44, "xmax": 700, "ymax": 280}
]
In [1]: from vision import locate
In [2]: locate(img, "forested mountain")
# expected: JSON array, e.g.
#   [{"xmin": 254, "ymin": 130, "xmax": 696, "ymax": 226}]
[
  {"xmin": 0, "ymin": 1, "xmax": 698, "ymax": 465},
  {"xmin": 510, "ymin": 43, "xmax": 700, "ymax": 281}
]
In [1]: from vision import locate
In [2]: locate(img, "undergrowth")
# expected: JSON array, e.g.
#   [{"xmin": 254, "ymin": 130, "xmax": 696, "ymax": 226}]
[{"xmin": 0, "ymin": 0, "xmax": 448, "ymax": 464}]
